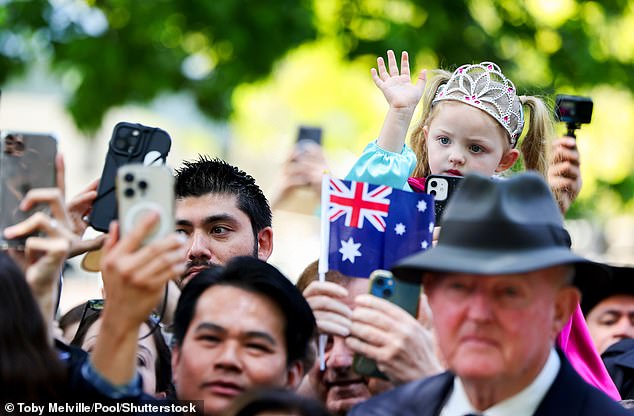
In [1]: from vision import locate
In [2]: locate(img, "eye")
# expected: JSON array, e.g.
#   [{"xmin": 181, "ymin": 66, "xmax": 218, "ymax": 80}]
[
  {"xmin": 469, "ymin": 144, "xmax": 485, "ymax": 153},
  {"xmin": 175, "ymin": 228, "xmax": 190, "ymax": 236},
  {"xmin": 199, "ymin": 334, "xmax": 221, "ymax": 344},
  {"xmin": 210, "ymin": 226, "xmax": 230, "ymax": 235},
  {"xmin": 438, "ymin": 137, "xmax": 450, "ymax": 145},
  {"xmin": 137, "ymin": 355, "xmax": 148, "ymax": 368},
  {"xmin": 246, "ymin": 343, "xmax": 272, "ymax": 353}
]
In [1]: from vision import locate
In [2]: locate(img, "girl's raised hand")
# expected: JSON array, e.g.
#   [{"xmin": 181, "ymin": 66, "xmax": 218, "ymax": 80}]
[{"xmin": 371, "ymin": 50, "xmax": 426, "ymax": 111}]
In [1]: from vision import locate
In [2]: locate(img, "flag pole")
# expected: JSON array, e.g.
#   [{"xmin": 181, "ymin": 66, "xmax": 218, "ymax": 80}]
[{"xmin": 317, "ymin": 173, "xmax": 330, "ymax": 370}]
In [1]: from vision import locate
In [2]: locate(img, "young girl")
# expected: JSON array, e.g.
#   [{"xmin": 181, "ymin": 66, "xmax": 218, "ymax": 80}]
[
  {"xmin": 346, "ymin": 50, "xmax": 620, "ymax": 401},
  {"xmin": 346, "ymin": 50, "xmax": 553, "ymax": 192}
]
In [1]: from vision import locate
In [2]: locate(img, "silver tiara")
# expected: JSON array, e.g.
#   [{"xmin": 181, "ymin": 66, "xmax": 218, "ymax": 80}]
[{"xmin": 432, "ymin": 62, "xmax": 524, "ymax": 146}]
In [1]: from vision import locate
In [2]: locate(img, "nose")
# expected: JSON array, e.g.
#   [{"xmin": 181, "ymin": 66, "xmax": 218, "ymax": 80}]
[
  {"xmin": 614, "ymin": 317, "xmax": 634, "ymax": 339},
  {"xmin": 326, "ymin": 336, "xmax": 354, "ymax": 370},
  {"xmin": 214, "ymin": 341, "xmax": 242, "ymax": 372},
  {"xmin": 448, "ymin": 149, "xmax": 466, "ymax": 166},
  {"xmin": 187, "ymin": 230, "xmax": 212, "ymax": 261},
  {"xmin": 466, "ymin": 289, "xmax": 494, "ymax": 322}
]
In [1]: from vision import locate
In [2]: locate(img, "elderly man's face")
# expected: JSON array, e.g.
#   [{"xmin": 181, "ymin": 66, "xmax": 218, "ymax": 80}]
[
  {"xmin": 424, "ymin": 267, "xmax": 578, "ymax": 391},
  {"xmin": 587, "ymin": 294, "xmax": 634, "ymax": 354}
]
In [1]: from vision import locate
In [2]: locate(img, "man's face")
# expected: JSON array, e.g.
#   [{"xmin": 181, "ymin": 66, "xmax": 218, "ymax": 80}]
[
  {"xmin": 587, "ymin": 294, "xmax": 634, "ymax": 354},
  {"xmin": 175, "ymin": 193, "xmax": 272, "ymax": 286},
  {"xmin": 424, "ymin": 268, "xmax": 577, "ymax": 393},
  {"xmin": 172, "ymin": 285, "xmax": 300, "ymax": 415},
  {"xmin": 309, "ymin": 278, "xmax": 390, "ymax": 415}
]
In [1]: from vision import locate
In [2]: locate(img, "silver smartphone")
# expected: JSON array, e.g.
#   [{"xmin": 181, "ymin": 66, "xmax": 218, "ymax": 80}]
[
  {"xmin": 116, "ymin": 164, "xmax": 174, "ymax": 245},
  {"xmin": 0, "ymin": 131, "xmax": 57, "ymax": 249}
]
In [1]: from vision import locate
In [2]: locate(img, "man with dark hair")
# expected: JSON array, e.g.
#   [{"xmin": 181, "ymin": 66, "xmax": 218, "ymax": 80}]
[
  {"xmin": 174, "ymin": 156, "xmax": 273, "ymax": 286},
  {"xmin": 82, "ymin": 212, "xmax": 316, "ymax": 415},
  {"xmin": 349, "ymin": 173, "xmax": 631, "ymax": 415}
]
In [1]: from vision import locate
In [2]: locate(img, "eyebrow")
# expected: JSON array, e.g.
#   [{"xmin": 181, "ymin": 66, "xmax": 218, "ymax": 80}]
[
  {"xmin": 176, "ymin": 213, "xmax": 238, "ymax": 228},
  {"xmin": 194, "ymin": 322, "xmax": 278, "ymax": 346}
]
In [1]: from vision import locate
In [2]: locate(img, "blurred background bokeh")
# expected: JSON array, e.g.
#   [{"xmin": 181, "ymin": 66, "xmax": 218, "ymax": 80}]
[{"xmin": 1, "ymin": 0, "xmax": 632, "ymax": 310}]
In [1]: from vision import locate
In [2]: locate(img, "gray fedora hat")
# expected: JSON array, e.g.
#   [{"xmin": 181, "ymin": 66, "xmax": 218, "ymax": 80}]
[{"xmin": 393, "ymin": 172, "xmax": 608, "ymax": 294}]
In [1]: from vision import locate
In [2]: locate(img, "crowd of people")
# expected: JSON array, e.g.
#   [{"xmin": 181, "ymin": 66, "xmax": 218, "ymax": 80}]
[{"xmin": 1, "ymin": 50, "xmax": 633, "ymax": 415}]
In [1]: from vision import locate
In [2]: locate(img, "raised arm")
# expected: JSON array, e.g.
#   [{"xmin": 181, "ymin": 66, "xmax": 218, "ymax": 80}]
[{"xmin": 373, "ymin": 50, "xmax": 427, "ymax": 153}]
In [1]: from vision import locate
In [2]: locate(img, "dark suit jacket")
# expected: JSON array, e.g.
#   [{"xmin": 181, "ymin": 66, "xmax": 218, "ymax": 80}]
[
  {"xmin": 603, "ymin": 338, "xmax": 634, "ymax": 400},
  {"xmin": 349, "ymin": 351, "xmax": 632, "ymax": 415}
]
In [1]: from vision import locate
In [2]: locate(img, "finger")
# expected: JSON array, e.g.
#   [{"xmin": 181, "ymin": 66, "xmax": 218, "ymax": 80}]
[
  {"xmin": 124, "ymin": 233, "xmax": 187, "ymax": 274},
  {"xmin": 415, "ymin": 69, "xmax": 427, "ymax": 93},
  {"xmin": 303, "ymin": 280, "xmax": 349, "ymax": 299},
  {"xmin": 377, "ymin": 56, "xmax": 388, "ymax": 81},
  {"xmin": 348, "ymin": 321, "xmax": 388, "ymax": 348},
  {"xmin": 387, "ymin": 49, "xmax": 398, "ymax": 77},
  {"xmin": 351, "ymin": 301, "xmax": 403, "ymax": 331},
  {"xmin": 101, "ymin": 221, "xmax": 120, "ymax": 259},
  {"xmin": 24, "ymin": 236, "xmax": 70, "ymax": 265},
  {"xmin": 130, "ymin": 241, "xmax": 187, "ymax": 283},
  {"xmin": 20, "ymin": 188, "xmax": 70, "ymax": 223},
  {"xmin": 417, "ymin": 292, "xmax": 433, "ymax": 329},
  {"xmin": 551, "ymin": 145, "xmax": 580, "ymax": 165},
  {"xmin": 307, "ymin": 295, "xmax": 353, "ymax": 318},
  {"xmin": 56, "ymin": 153, "xmax": 66, "ymax": 198},
  {"xmin": 399, "ymin": 51, "xmax": 410, "ymax": 77},
  {"xmin": 370, "ymin": 67, "xmax": 382, "ymax": 88},
  {"xmin": 355, "ymin": 293, "xmax": 417, "ymax": 321},
  {"xmin": 110, "ymin": 211, "xmax": 160, "ymax": 255},
  {"xmin": 68, "ymin": 235, "xmax": 107, "ymax": 258},
  {"xmin": 315, "ymin": 313, "xmax": 352, "ymax": 337},
  {"xmin": 4, "ymin": 212, "xmax": 60, "ymax": 239}
]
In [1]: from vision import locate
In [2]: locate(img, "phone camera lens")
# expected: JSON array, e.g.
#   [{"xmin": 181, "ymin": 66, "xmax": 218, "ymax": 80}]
[
  {"xmin": 124, "ymin": 173, "xmax": 134, "ymax": 183},
  {"xmin": 124, "ymin": 188, "xmax": 135, "ymax": 198},
  {"xmin": 376, "ymin": 277, "xmax": 384, "ymax": 286},
  {"xmin": 430, "ymin": 190, "xmax": 437, "ymax": 196},
  {"xmin": 382, "ymin": 288, "xmax": 393, "ymax": 298},
  {"xmin": 115, "ymin": 138, "xmax": 128, "ymax": 150},
  {"xmin": 138, "ymin": 180, "xmax": 148, "ymax": 190},
  {"xmin": 430, "ymin": 180, "xmax": 437, "ymax": 187}
]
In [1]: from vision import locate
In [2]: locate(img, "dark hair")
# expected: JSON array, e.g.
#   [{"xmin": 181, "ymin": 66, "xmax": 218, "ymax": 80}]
[
  {"xmin": 0, "ymin": 252, "xmax": 67, "ymax": 402},
  {"xmin": 224, "ymin": 387, "xmax": 331, "ymax": 416},
  {"xmin": 58, "ymin": 302, "xmax": 87, "ymax": 340},
  {"xmin": 174, "ymin": 155, "xmax": 272, "ymax": 238},
  {"xmin": 173, "ymin": 257, "xmax": 316, "ymax": 367},
  {"xmin": 70, "ymin": 303, "xmax": 173, "ymax": 394}
]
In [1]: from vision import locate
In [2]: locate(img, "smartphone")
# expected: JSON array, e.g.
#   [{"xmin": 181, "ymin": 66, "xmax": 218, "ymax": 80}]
[
  {"xmin": 0, "ymin": 132, "xmax": 57, "ymax": 249},
  {"xmin": 89, "ymin": 122, "xmax": 172, "ymax": 232},
  {"xmin": 296, "ymin": 126, "xmax": 322, "ymax": 147},
  {"xmin": 352, "ymin": 270, "xmax": 421, "ymax": 380},
  {"xmin": 116, "ymin": 164, "xmax": 174, "ymax": 245},
  {"xmin": 425, "ymin": 174, "xmax": 463, "ymax": 224}
]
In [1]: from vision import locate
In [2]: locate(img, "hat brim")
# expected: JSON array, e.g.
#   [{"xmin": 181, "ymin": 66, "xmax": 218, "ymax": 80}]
[{"xmin": 392, "ymin": 245, "xmax": 610, "ymax": 298}]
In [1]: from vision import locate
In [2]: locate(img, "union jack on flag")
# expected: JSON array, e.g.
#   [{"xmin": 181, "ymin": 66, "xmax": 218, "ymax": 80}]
[{"xmin": 319, "ymin": 176, "xmax": 435, "ymax": 278}]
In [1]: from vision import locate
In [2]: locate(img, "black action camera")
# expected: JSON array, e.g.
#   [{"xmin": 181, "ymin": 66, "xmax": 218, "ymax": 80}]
[{"xmin": 554, "ymin": 95, "xmax": 593, "ymax": 138}]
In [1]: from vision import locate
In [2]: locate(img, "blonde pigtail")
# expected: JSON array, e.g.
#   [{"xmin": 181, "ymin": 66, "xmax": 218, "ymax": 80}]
[
  {"xmin": 518, "ymin": 96, "xmax": 555, "ymax": 178},
  {"xmin": 410, "ymin": 70, "xmax": 451, "ymax": 178}
]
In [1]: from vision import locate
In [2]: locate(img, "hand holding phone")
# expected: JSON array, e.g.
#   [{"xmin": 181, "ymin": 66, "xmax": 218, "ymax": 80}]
[
  {"xmin": 0, "ymin": 131, "xmax": 57, "ymax": 249},
  {"xmin": 425, "ymin": 175, "xmax": 463, "ymax": 224},
  {"xmin": 90, "ymin": 122, "xmax": 172, "ymax": 232},
  {"xmin": 352, "ymin": 269, "xmax": 421, "ymax": 380},
  {"xmin": 116, "ymin": 164, "xmax": 174, "ymax": 245}
]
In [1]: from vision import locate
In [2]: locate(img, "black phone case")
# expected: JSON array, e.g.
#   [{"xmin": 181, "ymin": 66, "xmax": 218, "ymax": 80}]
[
  {"xmin": 0, "ymin": 132, "xmax": 57, "ymax": 249},
  {"xmin": 425, "ymin": 175, "xmax": 463, "ymax": 224},
  {"xmin": 89, "ymin": 122, "xmax": 172, "ymax": 232}
]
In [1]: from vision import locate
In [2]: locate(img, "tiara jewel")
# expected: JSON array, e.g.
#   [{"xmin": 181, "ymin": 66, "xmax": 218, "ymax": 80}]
[{"xmin": 433, "ymin": 62, "xmax": 524, "ymax": 146}]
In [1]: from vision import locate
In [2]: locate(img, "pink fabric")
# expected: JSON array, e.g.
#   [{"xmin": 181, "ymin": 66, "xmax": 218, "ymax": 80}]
[
  {"xmin": 557, "ymin": 304, "xmax": 621, "ymax": 400},
  {"xmin": 407, "ymin": 176, "xmax": 426, "ymax": 193}
]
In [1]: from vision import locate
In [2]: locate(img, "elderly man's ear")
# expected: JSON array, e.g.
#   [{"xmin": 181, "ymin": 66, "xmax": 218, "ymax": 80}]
[{"xmin": 553, "ymin": 286, "xmax": 581, "ymax": 338}]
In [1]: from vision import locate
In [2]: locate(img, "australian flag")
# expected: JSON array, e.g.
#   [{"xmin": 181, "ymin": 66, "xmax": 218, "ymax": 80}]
[{"xmin": 319, "ymin": 176, "xmax": 435, "ymax": 278}]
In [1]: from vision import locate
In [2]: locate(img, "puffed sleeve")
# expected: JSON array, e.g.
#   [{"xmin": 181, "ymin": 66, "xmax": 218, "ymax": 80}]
[{"xmin": 345, "ymin": 140, "xmax": 417, "ymax": 190}]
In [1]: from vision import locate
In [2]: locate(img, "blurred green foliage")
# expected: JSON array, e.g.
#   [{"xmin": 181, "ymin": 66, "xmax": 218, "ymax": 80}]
[{"xmin": 1, "ymin": 0, "xmax": 633, "ymax": 217}]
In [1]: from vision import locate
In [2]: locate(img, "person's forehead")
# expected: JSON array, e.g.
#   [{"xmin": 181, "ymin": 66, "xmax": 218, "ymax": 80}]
[
  {"xmin": 175, "ymin": 192, "xmax": 250, "ymax": 223},
  {"xmin": 194, "ymin": 284, "xmax": 285, "ymax": 327},
  {"xmin": 593, "ymin": 294, "xmax": 634, "ymax": 311}
]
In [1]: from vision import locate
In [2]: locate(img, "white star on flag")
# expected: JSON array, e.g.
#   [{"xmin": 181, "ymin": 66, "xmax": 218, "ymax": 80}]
[
  {"xmin": 417, "ymin": 200, "xmax": 428, "ymax": 212},
  {"xmin": 394, "ymin": 223, "xmax": 406, "ymax": 235},
  {"xmin": 429, "ymin": 222, "xmax": 435, "ymax": 233},
  {"xmin": 339, "ymin": 237, "xmax": 362, "ymax": 263},
  {"xmin": 421, "ymin": 240, "xmax": 429, "ymax": 249}
]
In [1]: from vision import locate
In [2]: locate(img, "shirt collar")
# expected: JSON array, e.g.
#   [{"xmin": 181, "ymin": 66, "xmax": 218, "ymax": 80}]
[{"xmin": 441, "ymin": 348, "xmax": 560, "ymax": 416}]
